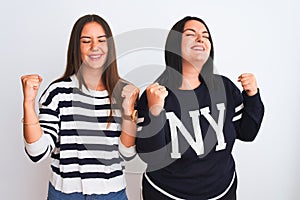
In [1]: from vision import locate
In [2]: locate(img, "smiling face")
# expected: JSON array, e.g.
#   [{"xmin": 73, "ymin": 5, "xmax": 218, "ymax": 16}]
[
  {"xmin": 181, "ymin": 20, "xmax": 211, "ymax": 67},
  {"xmin": 80, "ymin": 22, "xmax": 108, "ymax": 70}
]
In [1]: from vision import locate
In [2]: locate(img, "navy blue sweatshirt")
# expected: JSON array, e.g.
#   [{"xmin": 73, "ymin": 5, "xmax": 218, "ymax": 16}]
[{"xmin": 135, "ymin": 75, "xmax": 264, "ymax": 199}]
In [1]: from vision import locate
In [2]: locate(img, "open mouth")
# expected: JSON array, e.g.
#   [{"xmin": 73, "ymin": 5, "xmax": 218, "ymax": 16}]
[
  {"xmin": 191, "ymin": 45, "xmax": 205, "ymax": 51},
  {"xmin": 89, "ymin": 54, "xmax": 103, "ymax": 60}
]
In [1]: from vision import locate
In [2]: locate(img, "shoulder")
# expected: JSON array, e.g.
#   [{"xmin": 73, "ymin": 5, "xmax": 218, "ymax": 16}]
[
  {"xmin": 208, "ymin": 74, "xmax": 242, "ymax": 103},
  {"xmin": 216, "ymin": 74, "xmax": 234, "ymax": 86},
  {"xmin": 214, "ymin": 74, "xmax": 240, "ymax": 92},
  {"xmin": 39, "ymin": 76, "xmax": 74, "ymax": 103}
]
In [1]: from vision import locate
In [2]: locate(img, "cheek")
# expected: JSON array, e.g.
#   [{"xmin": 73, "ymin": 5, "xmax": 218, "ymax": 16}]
[
  {"xmin": 80, "ymin": 44, "xmax": 90, "ymax": 53},
  {"xmin": 181, "ymin": 40, "xmax": 191, "ymax": 55},
  {"xmin": 102, "ymin": 44, "xmax": 109, "ymax": 53},
  {"xmin": 181, "ymin": 46, "xmax": 188, "ymax": 58},
  {"xmin": 80, "ymin": 45, "xmax": 85, "ymax": 55},
  {"xmin": 205, "ymin": 41, "xmax": 211, "ymax": 52}
]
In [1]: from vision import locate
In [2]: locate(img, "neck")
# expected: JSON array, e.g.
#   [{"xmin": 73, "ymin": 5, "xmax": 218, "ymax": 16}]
[
  {"xmin": 180, "ymin": 60, "xmax": 204, "ymax": 90},
  {"xmin": 80, "ymin": 66, "xmax": 105, "ymax": 91}
]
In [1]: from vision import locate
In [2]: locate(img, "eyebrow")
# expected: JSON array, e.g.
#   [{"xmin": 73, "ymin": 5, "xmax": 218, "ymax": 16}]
[
  {"xmin": 80, "ymin": 35, "xmax": 107, "ymax": 39},
  {"xmin": 183, "ymin": 28, "xmax": 209, "ymax": 34}
]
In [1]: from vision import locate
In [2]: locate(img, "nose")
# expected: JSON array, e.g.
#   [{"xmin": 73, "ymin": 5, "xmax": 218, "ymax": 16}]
[
  {"xmin": 195, "ymin": 34, "xmax": 204, "ymax": 43},
  {"xmin": 91, "ymin": 41, "xmax": 99, "ymax": 51}
]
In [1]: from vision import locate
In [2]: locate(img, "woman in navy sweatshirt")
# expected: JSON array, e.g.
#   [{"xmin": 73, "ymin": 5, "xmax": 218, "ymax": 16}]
[{"xmin": 135, "ymin": 16, "xmax": 264, "ymax": 200}]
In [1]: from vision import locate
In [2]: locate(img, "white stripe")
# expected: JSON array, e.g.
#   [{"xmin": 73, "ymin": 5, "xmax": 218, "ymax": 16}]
[
  {"xmin": 144, "ymin": 173, "xmax": 185, "ymax": 200},
  {"xmin": 39, "ymin": 114, "xmax": 58, "ymax": 121},
  {"xmin": 60, "ymin": 136, "xmax": 118, "ymax": 145},
  {"xmin": 58, "ymin": 163, "xmax": 122, "ymax": 173},
  {"xmin": 24, "ymin": 134, "xmax": 51, "ymax": 157},
  {"xmin": 40, "ymin": 121, "xmax": 59, "ymax": 131},
  {"xmin": 39, "ymin": 96, "xmax": 59, "ymax": 111},
  {"xmin": 144, "ymin": 172, "xmax": 236, "ymax": 200},
  {"xmin": 235, "ymin": 103, "xmax": 244, "ymax": 113},
  {"xmin": 137, "ymin": 126, "xmax": 143, "ymax": 132},
  {"xmin": 59, "ymin": 93, "xmax": 111, "ymax": 105},
  {"xmin": 137, "ymin": 117, "xmax": 144, "ymax": 124},
  {"xmin": 118, "ymin": 138, "xmax": 137, "ymax": 158},
  {"xmin": 50, "ymin": 171, "xmax": 126, "ymax": 195},
  {"xmin": 60, "ymin": 150, "xmax": 120, "ymax": 160},
  {"xmin": 61, "ymin": 121, "xmax": 121, "ymax": 131},
  {"xmin": 208, "ymin": 172, "xmax": 236, "ymax": 200},
  {"xmin": 232, "ymin": 113, "xmax": 242, "ymax": 122},
  {"xmin": 60, "ymin": 107, "xmax": 121, "ymax": 117},
  {"xmin": 40, "ymin": 91, "xmax": 111, "ymax": 112}
]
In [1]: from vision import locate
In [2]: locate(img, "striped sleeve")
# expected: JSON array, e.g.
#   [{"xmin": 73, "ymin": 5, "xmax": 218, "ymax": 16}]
[
  {"xmin": 118, "ymin": 138, "xmax": 137, "ymax": 161},
  {"xmin": 233, "ymin": 89, "xmax": 264, "ymax": 141},
  {"xmin": 24, "ymin": 134, "xmax": 52, "ymax": 162},
  {"xmin": 232, "ymin": 103, "xmax": 244, "ymax": 122},
  {"xmin": 24, "ymin": 83, "xmax": 60, "ymax": 162}
]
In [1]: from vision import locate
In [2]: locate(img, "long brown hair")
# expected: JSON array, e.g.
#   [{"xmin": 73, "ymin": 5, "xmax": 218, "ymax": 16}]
[{"xmin": 55, "ymin": 14, "xmax": 122, "ymax": 122}]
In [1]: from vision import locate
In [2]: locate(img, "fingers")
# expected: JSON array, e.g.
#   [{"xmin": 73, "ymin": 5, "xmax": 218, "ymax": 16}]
[
  {"xmin": 21, "ymin": 74, "xmax": 43, "ymax": 90},
  {"xmin": 146, "ymin": 83, "xmax": 168, "ymax": 98},
  {"xmin": 121, "ymin": 84, "xmax": 140, "ymax": 115},
  {"xmin": 146, "ymin": 83, "xmax": 168, "ymax": 116},
  {"xmin": 21, "ymin": 74, "xmax": 43, "ymax": 102},
  {"xmin": 121, "ymin": 84, "xmax": 140, "ymax": 99},
  {"xmin": 238, "ymin": 73, "xmax": 258, "ymax": 96}
]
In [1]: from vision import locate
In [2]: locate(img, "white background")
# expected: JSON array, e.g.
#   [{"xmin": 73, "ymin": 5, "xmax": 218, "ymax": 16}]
[{"xmin": 1, "ymin": 0, "xmax": 299, "ymax": 199}]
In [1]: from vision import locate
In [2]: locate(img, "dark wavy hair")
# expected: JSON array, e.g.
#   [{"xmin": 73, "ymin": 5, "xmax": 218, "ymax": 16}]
[{"xmin": 156, "ymin": 16, "xmax": 217, "ymax": 89}]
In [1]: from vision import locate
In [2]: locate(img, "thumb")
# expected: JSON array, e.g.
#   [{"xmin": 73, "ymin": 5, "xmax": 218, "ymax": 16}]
[{"xmin": 38, "ymin": 75, "xmax": 43, "ymax": 83}]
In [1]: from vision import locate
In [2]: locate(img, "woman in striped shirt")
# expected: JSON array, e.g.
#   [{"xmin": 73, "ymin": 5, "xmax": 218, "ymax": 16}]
[{"xmin": 21, "ymin": 14, "xmax": 138, "ymax": 200}]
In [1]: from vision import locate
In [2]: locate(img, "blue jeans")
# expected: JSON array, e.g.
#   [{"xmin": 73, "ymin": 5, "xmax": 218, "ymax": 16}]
[{"xmin": 47, "ymin": 183, "xmax": 128, "ymax": 200}]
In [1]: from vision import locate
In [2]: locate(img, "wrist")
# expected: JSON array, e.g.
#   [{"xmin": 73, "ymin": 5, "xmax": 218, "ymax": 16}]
[
  {"xmin": 123, "ymin": 108, "xmax": 134, "ymax": 116},
  {"xmin": 246, "ymin": 88, "xmax": 258, "ymax": 96},
  {"xmin": 23, "ymin": 100, "xmax": 36, "ymax": 109},
  {"xmin": 122, "ymin": 109, "xmax": 138, "ymax": 123},
  {"xmin": 149, "ymin": 104, "xmax": 164, "ymax": 116}
]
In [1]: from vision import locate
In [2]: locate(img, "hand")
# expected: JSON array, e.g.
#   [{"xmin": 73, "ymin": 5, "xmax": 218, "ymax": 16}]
[
  {"xmin": 121, "ymin": 84, "xmax": 140, "ymax": 116},
  {"xmin": 21, "ymin": 74, "xmax": 43, "ymax": 103},
  {"xmin": 238, "ymin": 73, "xmax": 258, "ymax": 96},
  {"xmin": 146, "ymin": 83, "xmax": 168, "ymax": 116}
]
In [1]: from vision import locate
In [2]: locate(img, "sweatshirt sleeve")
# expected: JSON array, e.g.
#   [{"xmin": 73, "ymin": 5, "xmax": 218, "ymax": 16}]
[
  {"xmin": 233, "ymin": 89, "xmax": 265, "ymax": 141},
  {"xmin": 24, "ymin": 84, "xmax": 60, "ymax": 162},
  {"xmin": 135, "ymin": 92, "xmax": 170, "ymax": 165},
  {"xmin": 118, "ymin": 138, "xmax": 137, "ymax": 161}
]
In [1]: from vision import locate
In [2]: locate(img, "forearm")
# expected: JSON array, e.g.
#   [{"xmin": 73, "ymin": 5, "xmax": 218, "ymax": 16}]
[
  {"xmin": 136, "ymin": 111, "xmax": 167, "ymax": 153},
  {"xmin": 135, "ymin": 115, "xmax": 168, "ymax": 166},
  {"xmin": 23, "ymin": 101, "xmax": 43, "ymax": 143},
  {"xmin": 119, "ymin": 119, "xmax": 137, "ymax": 160},
  {"xmin": 120, "ymin": 119, "xmax": 136, "ymax": 147},
  {"xmin": 236, "ymin": 91, "xmax": 264, "ymax": 141}
]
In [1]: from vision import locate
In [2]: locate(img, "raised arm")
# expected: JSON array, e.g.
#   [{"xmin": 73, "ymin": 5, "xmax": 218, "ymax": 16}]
[
  {"xmin": 235, "ymin": 73, "xmax": 264, "ymax": 141},
  {"xmin": 118, "ymin": 84, "xmax": 139, "ymax": 159},
  {"xmin": 21, "ymin": 74, "xmax": 43, "ymax": 143},
  {"xmin": 135, "ymin": 83, "xmax": 170, "ymax": 166}
]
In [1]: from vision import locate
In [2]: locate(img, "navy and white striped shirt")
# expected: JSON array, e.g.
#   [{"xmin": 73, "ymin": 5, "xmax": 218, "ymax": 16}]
[{"xmin": 25, "ymin": 75, "xmax": 126, "ymax": 195}]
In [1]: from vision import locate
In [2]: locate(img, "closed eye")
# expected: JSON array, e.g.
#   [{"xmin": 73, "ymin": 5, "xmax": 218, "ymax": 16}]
[{"xmin": 185, "ymin": 33, "xmax": 195, "ymax": 37}]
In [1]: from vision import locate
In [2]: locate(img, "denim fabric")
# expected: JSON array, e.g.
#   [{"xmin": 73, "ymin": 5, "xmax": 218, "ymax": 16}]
[{"xmin": 47, "ymin": 183, "xmax": 128, "ymax": 200}]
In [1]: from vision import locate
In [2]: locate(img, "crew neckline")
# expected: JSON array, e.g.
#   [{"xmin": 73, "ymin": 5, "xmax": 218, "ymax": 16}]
[{"xmin": 70, "ymin": 74, "xmax": 108, "ymax": 97}]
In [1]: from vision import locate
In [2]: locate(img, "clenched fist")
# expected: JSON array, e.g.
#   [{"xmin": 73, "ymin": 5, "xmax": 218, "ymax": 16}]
[
  {"xmin": 21, "ymin": 74, "xmax": 43, "ymax": 103},
  {"xmin": 121, "ymin": 84, "xmax": 140, "ymax": 116},
  {"xmin": 146, "ymin": 83, "xmax": 168, "ymax": 116},
  {"xmin": 238, "ymin": 73, "xmax": 258, "ymax": 96}
]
